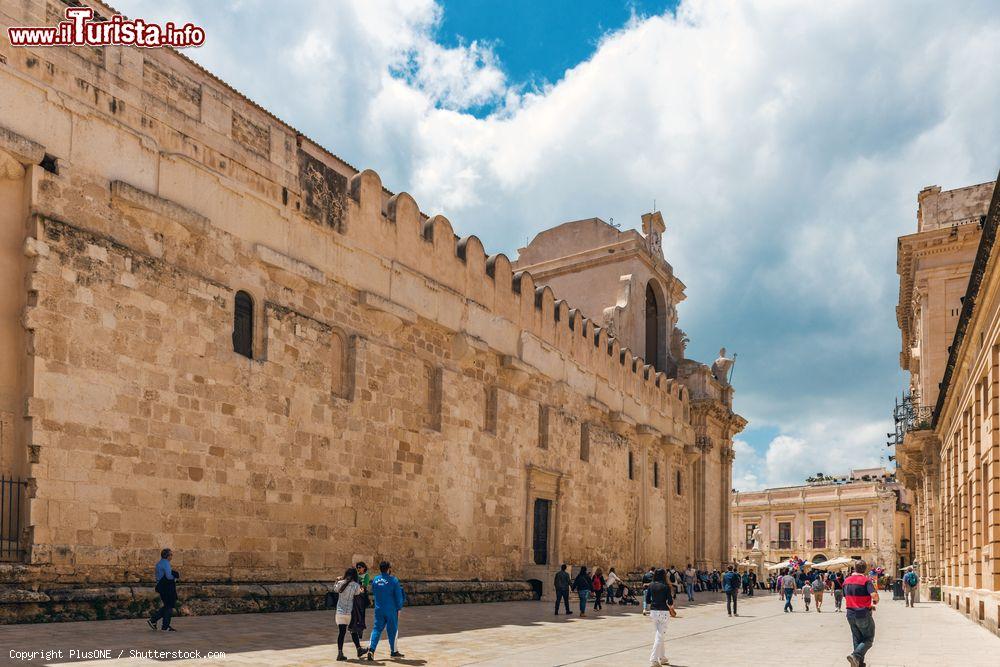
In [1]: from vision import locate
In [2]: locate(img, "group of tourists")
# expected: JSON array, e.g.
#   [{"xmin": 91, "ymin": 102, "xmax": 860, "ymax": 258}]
[
  {"xmin": 147, "ymin": 547, "xmax": 914, "ymax": 666},
  {"xmin": 553, "ymin": 561, "xmax": 721, "ymax": 619},
  {"xmin": 772, "ymin": 559, "xmax": 915, "ymax": 667},
  {"xmin": 553, "ymin": 564, "xmax": 628, "ymax": 616},
  {"xmin": 331, "ymin": 560, "xmax": 408, "ymax": 661},
  {"xmin": 148, "ymin": 550, "xmax": 410, "ymax": 662},
  {"xmin": 774, "ymin": 568, "xmax": 845, "ymax": 613},
  {"xmin": 551, "ymin": 556, "xmax": 914, "ymax": 667}
]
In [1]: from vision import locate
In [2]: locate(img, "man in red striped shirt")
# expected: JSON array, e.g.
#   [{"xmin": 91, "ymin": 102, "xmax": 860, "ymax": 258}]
[{"xmin": 843, "ymin": 559, "xmax": 879, "ymax": 667}]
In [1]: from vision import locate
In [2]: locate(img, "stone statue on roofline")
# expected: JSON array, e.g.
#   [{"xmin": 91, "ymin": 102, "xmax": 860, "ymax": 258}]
[
  {"xmin": 670, "ymin": 327, "xmax": 688, "ymax": 361},
  {"xmin": 641, "ymin": 211, "xmax": 666, "ymax": 260},
  {"xmin": 712, "ymin": 347, "xmax": 734, "ymax": 385}
]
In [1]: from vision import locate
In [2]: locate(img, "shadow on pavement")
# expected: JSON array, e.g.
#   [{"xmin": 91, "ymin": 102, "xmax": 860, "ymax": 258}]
[{"xmin": 0, "ymin": 592, "xmax": 745, "ymax": 664}]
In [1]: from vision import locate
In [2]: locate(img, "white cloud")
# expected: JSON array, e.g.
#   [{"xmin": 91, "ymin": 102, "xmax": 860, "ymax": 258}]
[
  {"xmin": 400, "ymin": 38, "xmax": 507, "ymax": 110},
  {"xmin": 113, "ymin": 0, "xmax": 1000, "ymax": 489},
  {"xmin": 740, "ymin": 419, "xmax": 889, "ymax": 491},
  {"xmin": 731, "ymin": 439, "xmax": 762, "ymax": 491}
]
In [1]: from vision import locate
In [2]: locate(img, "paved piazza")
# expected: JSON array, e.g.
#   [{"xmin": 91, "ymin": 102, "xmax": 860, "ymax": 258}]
[{"xmin": 3, "ymin": 592, "xmax": 999, "ymax": 667}]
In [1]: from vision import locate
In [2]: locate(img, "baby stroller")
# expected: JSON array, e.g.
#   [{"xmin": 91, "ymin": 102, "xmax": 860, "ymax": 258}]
[{"xmin": 618, "ymin": 586, "xmax": 640, "ymax": 606}]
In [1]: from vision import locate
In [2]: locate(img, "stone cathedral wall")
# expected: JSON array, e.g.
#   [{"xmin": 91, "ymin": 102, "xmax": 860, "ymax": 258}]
[{"xmin": 0, "ymin": 0, "xmax": 702, "ymax": 613}]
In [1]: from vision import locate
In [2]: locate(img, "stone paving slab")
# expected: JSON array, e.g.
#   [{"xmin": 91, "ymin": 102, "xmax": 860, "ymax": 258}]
[{"xmin": 1, "ymin": 591, "xmax": 998, "ymax": 666}]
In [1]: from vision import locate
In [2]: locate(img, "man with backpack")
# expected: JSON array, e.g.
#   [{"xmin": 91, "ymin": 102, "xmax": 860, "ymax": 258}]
[
  {"xmin": 902, "ymin": 568, "xmax": 919, "ymax": 607},
  {"xmin": 722, "ymin": 565, "xmax": 741, "ymax": 617}
]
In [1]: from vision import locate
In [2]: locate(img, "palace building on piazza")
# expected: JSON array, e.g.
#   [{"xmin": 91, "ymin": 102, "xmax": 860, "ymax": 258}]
[
  {"xmin": 0, "ymin": 0, "xmax": 744, "ymax": 621},
  {"xmin": 895, "ymin": 176, "xmax": 1000, "ymax": 636},
  {"xmin": 730, "ymin": 468, "xmax": 914, "ymax": 574}
]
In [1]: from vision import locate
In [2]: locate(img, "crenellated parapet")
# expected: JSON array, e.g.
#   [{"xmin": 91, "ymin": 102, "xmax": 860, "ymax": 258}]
[
  {"xmin": 0, "ymin": 2, "xmax": 692, "ymax": 443},
  {"xmin": 343, "ymin": 168, "xmax": 692, "ymax": 433}
]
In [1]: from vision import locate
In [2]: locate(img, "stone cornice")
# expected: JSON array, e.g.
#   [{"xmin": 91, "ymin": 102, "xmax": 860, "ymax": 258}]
[
  {"xmin": 0, "ymin": 125, "xmax": 45, "ymax": 165},
  {"xmin": 896, "ymin": 429, "xmax": 939, "ymax": 480},
  {"xmin": 896, "ymin": 223, "xmax": 982, "ymax": 369},
  {"xmin": 934, "ymin": 172, "xmax": 1000, "ymax": 429},
  {"xmin": 689, "ymin": 398, "xmax": 747, "ymax": 437},
  {"xmin": 518, "ymin": 237, "xmax": 686, "ymax": 304},
  {"xmin": 732, "ymin": 495, "xmax": 897, "ymax": 512}
]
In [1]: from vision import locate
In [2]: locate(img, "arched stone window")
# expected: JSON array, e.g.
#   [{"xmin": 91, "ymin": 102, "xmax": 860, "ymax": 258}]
[
  {"xmin": 645, "ymin": 280, "xmax": 666, "ymax": 371},
  {"xmin": 331, "ymin": 330, "xmax": 346, "ymax": 397},
  {"xmin": 233, "ymin": 290, "xmax": 254, "ymax": 359}
]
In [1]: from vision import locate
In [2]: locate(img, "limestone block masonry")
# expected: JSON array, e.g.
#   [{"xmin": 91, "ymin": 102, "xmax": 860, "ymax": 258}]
[{"xmin": 0, "ymin": 0, "xmax": 744, "ymax": 622}]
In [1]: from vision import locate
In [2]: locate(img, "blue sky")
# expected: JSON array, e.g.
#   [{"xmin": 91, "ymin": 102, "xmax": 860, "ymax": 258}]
[
  {"xmin": 434, "ymin": 0, "xmax": 677, "ymax": 109},
  {"xmin": 115, "ymin": 0, "xmax": 1000, "ymax": 489}
]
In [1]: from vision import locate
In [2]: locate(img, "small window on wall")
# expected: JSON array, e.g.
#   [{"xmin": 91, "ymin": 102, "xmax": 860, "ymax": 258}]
[
  {"xmin": 233, "ymin": 291, "xmax": 254, "ymax": 359},
  {"xmin": 628, "ymin": 451, "xmax": 634, "ymax": 480},
  {"xmin": 676, "ymin": 470, "xmax": 683, "ymax": 495},
  {"xmin": 653, "ymin": 461, "xmax": 659, "ymax": 488},
  {"xmin": 532, "ymin": 498, "xmax": 551, "ymax": 566}
]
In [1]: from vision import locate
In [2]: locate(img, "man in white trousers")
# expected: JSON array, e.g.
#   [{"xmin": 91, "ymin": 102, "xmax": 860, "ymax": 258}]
[{"xmin": 647, "ymin": 568, "xmax": 678, "ymax": 666}]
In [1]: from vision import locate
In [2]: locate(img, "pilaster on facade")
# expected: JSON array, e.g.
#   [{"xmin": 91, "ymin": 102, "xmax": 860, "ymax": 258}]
[
  {"xmin": 683, "ymin": 365, "xmax": 747, "ymax": 569},
  {"xmin": 895, "ymin": 176, "xmax": 1000, "ymax": 635}
]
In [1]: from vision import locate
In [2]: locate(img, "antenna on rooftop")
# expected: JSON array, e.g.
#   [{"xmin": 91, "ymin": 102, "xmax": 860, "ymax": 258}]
[{"xmin": 653, "ymin": 198, "xmax": 657, "ymax": 212}]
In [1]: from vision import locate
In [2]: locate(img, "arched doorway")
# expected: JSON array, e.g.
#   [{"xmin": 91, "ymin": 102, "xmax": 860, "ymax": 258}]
[
  {"xmin": 645, "ymin": 281, "xmax": 665, "ymax": 371},
  {"xmin": 812, "ymin": 554, "xmax": 828, "ymax": 564}
]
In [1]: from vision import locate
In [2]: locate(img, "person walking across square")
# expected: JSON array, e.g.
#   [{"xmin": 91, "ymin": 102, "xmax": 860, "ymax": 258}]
[
  {"xmin": 722, "ymin": 565, "xmax": 740, "ymax": 617},
  {"xmin": 366, "ymin": 561, "xmax": 406, "ymax": 660},
  {"xmin": 832, "ymin": 571, "xmax": 845, "ymax": 611},
  {"xmin": 844, "ymin": 560, "xmax": 879, "ymax": 667},
  {"xmin": 554, "ymin": 563, "xmax": 572, "ymax": 615},
  {"xmin": 683, "ymin": 564, "xmax": 697, "ymax": 602},
  {"xmin": 571, "ymin": 565, "xmax": 593, "ymax": 617},
  {"xmin": 641, "ymin": 566, "xmax": 655, "ymax": 615},
  {"xmin": 780, "ymin": 569, "xmax": 796, "ymax": 612},
  {"xmin": 902, "ymin": 568, "xmax": 919, "ymax": 608},
  {"xmin": 147, "ymin": 548, "xmax": 178, "ymax": 631},
  {"xmin": 606, "ymin": 567, "xmax": 623, "ymax": 604},
  {"xmin": 813, "ymin": 572, "xmax": 825, "ymax": 612},
  {"xmin": 333, "ymin": 567, "xmax": 366, "ymax": 661},
  {"xmin": 647, "ymin": 569, "xmax": 677, "ymax": 667}
]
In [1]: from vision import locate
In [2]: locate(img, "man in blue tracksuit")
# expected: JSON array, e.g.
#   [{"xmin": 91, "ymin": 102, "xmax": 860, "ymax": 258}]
[{"xmin": 366, "ymin": 561, "xmax": 406, "ymax": 660}]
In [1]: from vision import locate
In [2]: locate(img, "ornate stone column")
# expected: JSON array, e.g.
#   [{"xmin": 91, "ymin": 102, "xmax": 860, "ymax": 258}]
[
  {"xmin": 635, "ymin": 425, "xmax": 662, "ymax": 567},
  {"xmin": 721, "ymin": 444, "xmax": 736, "ymax": 565},
  {"xmin": 684, "ymin": 443, "xmax": 701, "ymax": 565}
]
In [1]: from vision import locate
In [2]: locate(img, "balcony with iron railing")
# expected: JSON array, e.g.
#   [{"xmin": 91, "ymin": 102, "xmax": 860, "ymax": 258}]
[
  {"xmin": 841, "ymin": 538, "xmax": 870, "ymax": 549},
  {"xmin": 771, "ymin": 540, "xmax": 796, "ymax": 551},
  {"xmin": 892, "ymin": 392, "xmax": 933, "ymax": 437},
  {"xmin": 891, "ymin": 392, "xmax": 937, "ymax": 479},
  {"xmin": 807, "ymin": 538, "xmax": 827, "ymax": 549},
  {"xmin": 900, "ymin": 538, "xmax": 910, "ymax": 551}
]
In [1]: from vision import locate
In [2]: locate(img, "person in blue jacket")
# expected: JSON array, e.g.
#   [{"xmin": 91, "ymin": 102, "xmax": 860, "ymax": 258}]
[
  {"xmin": 366, "ymin": 560, "xmax": 406, "ymax": 660},
  {"xmin": 722, "ymin": 565, "xmax": 741, "ymax": 617}
]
